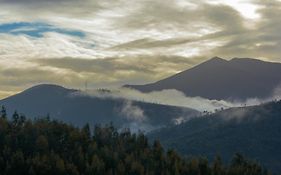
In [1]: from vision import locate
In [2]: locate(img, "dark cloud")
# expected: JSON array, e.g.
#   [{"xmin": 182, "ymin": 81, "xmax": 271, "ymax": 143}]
[
  {"xmin": 207, "ymin": 0, "xmax": 281, "ymax": 59},
  {"xmin": 111, "ymin": 38, "xmax": 194, "ymax": 50},
  {"xmin": 23, "ymin": 55, "xmax": 200, "ymax": 90},
  {"xmin": 0, "ymin": 0, "xmax": 102, "ymax": 17},
  {"xmin": 33, "ymin": 55, "xmax": 196, "ymax": 78},
  {"xmin": 116, "ymin": 1, "xmax": 245, "ymax": 32},
  {"xmin": 111, "ymin": 2, "xmax": 247, "ymax": 54},
  {"xmin": 0, "ymin": 66, "xmax": 81, "ymax": 87}
]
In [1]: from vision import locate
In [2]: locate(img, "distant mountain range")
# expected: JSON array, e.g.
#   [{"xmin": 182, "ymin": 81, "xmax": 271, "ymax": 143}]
[
  {"xmin": 148, "ymin": 100, "xmax": 281, "ymax": 172},
  {"xmin": 125, "ymin": 57, "xmax": 281, "ymax": 101},
  {"xmin": 0, "ymin": 84, "xmax": 198, "ymax": 130}
]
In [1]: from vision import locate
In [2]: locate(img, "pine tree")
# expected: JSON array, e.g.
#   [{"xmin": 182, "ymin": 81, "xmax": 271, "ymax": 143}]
[
  {"xmin": 1, "ymin": 106, "xmax": 7, "ymax": 119},
  {"xmin": 12, "ymin": 111, "xmax": 19, "ymax": 126},
  {"xmin": 0, "ymin": 109, "xmax": 273, "ymax": 175},
  {"xmin": 212, "ymin": 155, "xmax": 223, "ymax": 175}
]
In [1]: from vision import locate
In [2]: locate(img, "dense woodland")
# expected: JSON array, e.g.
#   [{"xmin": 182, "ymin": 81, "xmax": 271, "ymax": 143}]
[
  {"xmin": 149, "ymin": 100, "xmax": 281, "ymax": 173},
  {"xmin": 0, "ymin": 106, "xmax": 272, "ymax": 175}
]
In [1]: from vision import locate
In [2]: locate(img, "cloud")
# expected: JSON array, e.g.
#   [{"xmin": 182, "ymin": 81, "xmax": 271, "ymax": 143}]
[
  {"xmin": 32, "ymin": 55, "xmax": 198, "ymax": 86},
  {"xmin": 0, "ymin": 54, "xmax": 198, "ymax": 99},
  {"xmin": 0, "ymin": 59, "xmax": 86, "ymax": 96},
  {"xmin": 1, "ymin": 0, "xmax": 281, "ymax": 60},
  {"xmin": 82, "ymin": 88, "xmax": 236, "ymax": 112},
  {"xmin": 0, "ymin": 33, "xmax": 97, "ymax": 59},
  {"xmin": 217, "ymin": 107, "xmax": 252, "ymax": 123},
  {"xmin": 110, "ymin": 38, "xmax": 194, "ymax": 50},
  {"xmin": 119, "ymin": 100, "xmax": 146, "ymax": 122},
  {"xmin": 208, "ymin": 0, "xmax": 281, "ymax": 60},
  {"xmin": 117, "ymin": 97, "xmax": 163, "ymax": 133},
  {"xmin": 78, "ymin": 85, "xmax": 281, "ymax": 115},
  {"xmin": 272, "ymin": 84, "xmax": 281, "ymax": 100},
  {"xmin": 0, "ymin": 0, "xmax": 281, "ymax": 98},
  {"xmin": 0, "ymin": 0, "xmax": 102, "ymax": 17}
]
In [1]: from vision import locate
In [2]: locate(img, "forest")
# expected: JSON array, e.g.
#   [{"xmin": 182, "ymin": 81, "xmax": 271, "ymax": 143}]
[
  {"xmin": 148, "ymin": 100, "xmax": 281, "ymax": 173},
  {"xmin": 0, "ymin": 106, "xmax": 272, "ymax": 175}
]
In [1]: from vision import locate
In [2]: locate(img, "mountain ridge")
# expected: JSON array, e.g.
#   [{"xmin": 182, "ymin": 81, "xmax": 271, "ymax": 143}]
[
  {"xmin": 125, "ymin": 57, "xmax": 281, "ymax": 101},
  {"xmin": 148, "ymin": 100, "xmax": 281, "ymax": 172},
  {"xmin": 0, "ymin": 84, "xmax": 198, "ymax": 130}
]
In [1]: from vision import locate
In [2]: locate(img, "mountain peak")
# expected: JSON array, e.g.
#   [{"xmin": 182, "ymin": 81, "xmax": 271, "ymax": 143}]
[
  {"xmin": 210, "ymin": 56, "xmax": 224, "ymax": 61},
  {"xmin": 199, "ymin": 56, "xmax": 227, "ymax": 66},
  {"xmin": 25, "ymin": 84, "xmax": 67, "ymax": 91},
  {"xmin": 22, "ymin": 84, "xmax": 77, "ymax": 95},
  {"xmin": 125, "ymin": 56, "xmax": 281, "ymax": 100},
  {"xmin": 202, "ymin": 56, "xmax": 227, "ymax": 65}
]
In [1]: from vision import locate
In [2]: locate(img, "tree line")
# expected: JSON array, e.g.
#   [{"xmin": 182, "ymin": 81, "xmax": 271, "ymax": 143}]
[{"xmin": 0, "ymin": 106, "xmax": 272, "ymax": 175}]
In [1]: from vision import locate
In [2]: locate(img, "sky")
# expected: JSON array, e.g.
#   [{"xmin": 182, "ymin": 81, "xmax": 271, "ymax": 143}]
[{"xmin": 0, "ymin": 0, "xmax": 281, "ymax": 99}]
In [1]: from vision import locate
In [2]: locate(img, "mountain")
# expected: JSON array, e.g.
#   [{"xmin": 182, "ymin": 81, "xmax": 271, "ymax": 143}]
[
  {"xmin": 125, "ymin": 57, "xmax": 281, "ymax": 101},
  {"xmin": 148, "ymin": 100, "xmax": 281, "ymax": 172},
  {"xmin": 0, "ymin": 84, "xmax": 198, "ymax": 130}
]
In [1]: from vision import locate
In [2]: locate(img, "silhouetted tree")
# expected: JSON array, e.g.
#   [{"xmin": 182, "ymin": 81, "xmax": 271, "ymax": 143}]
[
  {"xmin": 0, "ymin": 109, "xmax": 272, "ymax": 175},
  {"xmin": 1, "ymin": 106, "xmax": 7, "ymax": 119}
]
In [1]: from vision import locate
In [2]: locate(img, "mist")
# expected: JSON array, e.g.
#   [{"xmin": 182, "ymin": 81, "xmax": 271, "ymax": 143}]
[
  {"xmin": 68, "ymin": 84, "xmax": 281, "ymax": 128},
  {"xmin": 75, "ymin": 85, "xmax": 281, "ymax": 113}
]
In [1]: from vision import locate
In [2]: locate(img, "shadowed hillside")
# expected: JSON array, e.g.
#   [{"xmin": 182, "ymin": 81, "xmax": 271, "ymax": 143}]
[
  {"xmin": 0, "ymin": 112, "xmax": 272, "ymax": 175},
  {"xmin": 148, "ymin": 100, "xmax": 281, "ymax": 172},
  {"xmin": 0, "ymin": 84, "xmax": 198, "ymax": 130},
  {"xmin": 125, "ymin": 57, "xmax": 281, "ymax": 101}
]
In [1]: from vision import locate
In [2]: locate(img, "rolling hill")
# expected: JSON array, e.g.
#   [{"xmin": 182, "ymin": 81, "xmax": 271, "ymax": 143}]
[
  {"xmin": 125, "ymin": 57, "xmax": 281, "ymax": 101},
  {"xmin": 0, "ymin": 84, "xmax": 198, "ymax": 130}
]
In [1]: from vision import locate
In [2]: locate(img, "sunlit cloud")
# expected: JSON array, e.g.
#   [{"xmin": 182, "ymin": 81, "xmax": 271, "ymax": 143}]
[{"xmin": 0, "ymin": 0, "xmax": 281, "ymax": 98}]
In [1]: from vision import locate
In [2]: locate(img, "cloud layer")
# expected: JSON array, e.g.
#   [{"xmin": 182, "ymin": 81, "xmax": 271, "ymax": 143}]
[
  {"xmin": 81, "ymin": 88, "xmax": 241, "ymax": 112},
  {"xmin": 0, "ymin": 0, "xmax": 281, "ymax": 98}
]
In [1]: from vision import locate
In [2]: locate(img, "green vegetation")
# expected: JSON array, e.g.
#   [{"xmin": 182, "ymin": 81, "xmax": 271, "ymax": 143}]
[
  {"xmin": 149, "ymin": 100, "xmax": 281, "ymax": 173},
  {"xmin": 0, "ymin": 106, "xmax": 272, "ymax": 175}
]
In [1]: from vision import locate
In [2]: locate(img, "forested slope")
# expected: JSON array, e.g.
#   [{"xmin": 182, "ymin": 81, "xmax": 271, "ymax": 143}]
[{"xmin": 0, "ymin": 107, "xmax": 272, "ymax": 175}]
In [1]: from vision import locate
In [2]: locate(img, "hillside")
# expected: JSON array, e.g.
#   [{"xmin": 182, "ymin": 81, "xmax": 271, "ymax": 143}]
[
  {"xmin": 0, "ymin": 84, "xmax": 198, "ymax": 130},
  {"xmin": 0, "ymin": 113, "xmax": 272, "ymax": 175},
  {"xmin": 148, "ymin": 100, "xmax": 281, "ymax": 172},
  {"xmin": 125, "ymin": 57, "xmax": 281, "ymax": 101}
]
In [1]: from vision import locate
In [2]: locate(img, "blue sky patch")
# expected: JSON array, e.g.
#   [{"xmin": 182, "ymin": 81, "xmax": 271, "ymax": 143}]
[{"xmin": 0, "ymin": 22, "xmax": 85, "ymax": 38}]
